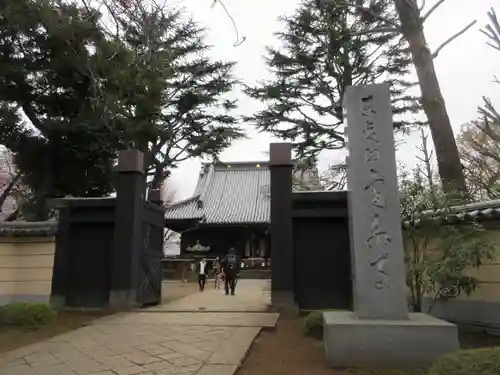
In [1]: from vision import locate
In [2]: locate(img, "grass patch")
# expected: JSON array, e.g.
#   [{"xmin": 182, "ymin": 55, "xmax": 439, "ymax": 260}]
[
  {"xmin": 0, "ymin": 309, "xmax": 110, "ymax": 354},
  {"xmin": 0, "ymin": 303, "xmax": 56, "ymax": 328},
  {"xmin": 303, "ymin": 311, "xmax": 323, "ymax": 339},
  {"xmin": 428, "ymin": 347, "xmax": 500, "ymax": 375}
]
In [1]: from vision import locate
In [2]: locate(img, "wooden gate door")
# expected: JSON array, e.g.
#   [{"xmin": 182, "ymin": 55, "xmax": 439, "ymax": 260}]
[
  {"xmin": 136, "ymin": 201, "xmax": 164, "ymax": 306},
  {"xmin": 293, "ymin": 217, "xmax": 352, "ymax": 310}
]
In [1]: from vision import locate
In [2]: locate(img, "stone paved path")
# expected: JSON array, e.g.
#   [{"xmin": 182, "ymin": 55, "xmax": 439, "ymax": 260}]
[
  {"xmin": 0, "ymin": 280, "xmax": 278, "ymax": 375},
  {"xmin": 146, "ymin": 280, "xmax": 271, "ymax": 312}
]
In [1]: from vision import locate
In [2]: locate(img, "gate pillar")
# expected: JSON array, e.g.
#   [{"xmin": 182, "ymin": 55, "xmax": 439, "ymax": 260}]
[
  {"xmin": 269, "ymin": 143, "xmax": 295, "ymax": 311},
  {"xmin": 109, "ymin": 150, "xmax": 145, "ymax": 310}
]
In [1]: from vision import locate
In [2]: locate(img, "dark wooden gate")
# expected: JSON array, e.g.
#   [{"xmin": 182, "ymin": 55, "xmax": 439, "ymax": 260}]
[
  {"xmin": 51, "ymin": 150, "xmax": 167, "ymax": 311},
  {"xmin": 292, "ymin": 191, "xmax": 352, "ymax": 311},
  {"xmin": 53, "ymin": 200, "xmax": 116, "ymax": 309},
  {"xmin": 137, "ymin": 201, "xmax": 165, "ymax": 306}
]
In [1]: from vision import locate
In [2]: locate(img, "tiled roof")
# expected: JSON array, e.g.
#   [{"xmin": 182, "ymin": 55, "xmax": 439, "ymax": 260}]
[
  {"xmin": 0, "ymin": 221, "xmax": 58, "ymax": 237},
  {"xmin": 403, "ymin": 199, "xmax": 500, "ymax": 227},
  {"xmin": 165, "ymin": 162, "xmax": 271, "ymax": 225}
]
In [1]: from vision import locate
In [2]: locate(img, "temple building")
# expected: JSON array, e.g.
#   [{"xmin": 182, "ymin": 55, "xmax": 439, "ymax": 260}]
[{"xmin": 164, "ymin": 160, "xmax": 320, "ymax": 259}]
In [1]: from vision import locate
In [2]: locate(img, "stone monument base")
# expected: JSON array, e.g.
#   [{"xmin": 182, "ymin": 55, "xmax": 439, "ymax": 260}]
[{"xmin": 323, "ymin": 311, "xmax": 459, "ymax": 367}]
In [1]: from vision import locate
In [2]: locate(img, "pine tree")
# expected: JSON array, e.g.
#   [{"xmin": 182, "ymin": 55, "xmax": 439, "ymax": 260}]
[
  {"xmin": 244, "ymin": 0, "xmax": 421, "ymax": 159},
  {"xmin": 111, "ymin": 3, "xmax": 245, "ymax": 188},
  {"xmin": 0, "ymin": 0, "xmax": 244, "ymax": 219},
  {"xmin": 0, "ymin": 0, "xmax": 130, "ymax": 219}
]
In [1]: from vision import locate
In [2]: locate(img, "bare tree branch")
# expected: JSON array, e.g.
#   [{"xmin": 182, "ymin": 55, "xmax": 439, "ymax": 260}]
[
  {"xmin": 418, "ymin": 0, "xmax": 426, "ymax": 12},
  {"xmin": 0, "ymin": 172, "xmax": 21, "ymax": 212},
  {"xmin": 432, "ymin": 20, "xmax": 477, "ymax": 59},
  {"xmin": 210, "ymin": 0, "xmax": 246, "ymax": 46},
  {"xmin": 421, "ymin": 0, "xmax": 446, "ymax": 23},
  {"xmin": 415, "ymin": 128, "xmax": 436, "ymax": 193},
  {"xmin": 351, "ymin": 27, "xmax": 400, "ymax": 36},
  {"xmin": 332, "ymin": 0, "xmax": 400, "ymax": 28},
  {"xmin": 481, "ymin": 8, "xmax": 500, "ymax": 50},
  {"xmin": 458, "ymin": 119, "xmax": 500, "ymax": 199}
]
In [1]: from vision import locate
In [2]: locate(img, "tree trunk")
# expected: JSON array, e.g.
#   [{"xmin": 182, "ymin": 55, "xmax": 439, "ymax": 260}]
[
  {"xmin": 0, "ymin": 172, "xmax": 21, "ymax": 211},
  {"xmin": 5, "ymin": 208, "xmax": 19, "ymax": 221},
  {"xmin": 30, "ymin": 152, "xmax": 52, "ymax": 221},
  {"xmin": 32, "ymin": 166, "xmax": 51, "ymax": 221},
  {"xmin": 394, "ymin": 0, "xmax": 467, "ymax": 196},
  {"xmin": 150, "ymin": 163, "xmax": 164, "ymax": 190}
]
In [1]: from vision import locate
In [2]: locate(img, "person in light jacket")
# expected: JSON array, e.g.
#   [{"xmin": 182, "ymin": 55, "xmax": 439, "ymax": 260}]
[{"xmin": 196, "ymin": 258, "xmax": 208, "ymax": 291}]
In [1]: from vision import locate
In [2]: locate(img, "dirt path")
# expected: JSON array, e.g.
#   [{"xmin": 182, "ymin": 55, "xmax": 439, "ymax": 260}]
[
  {"xmin": 237, "ymin": 315, "xmax": 500, "ymax": 375},
  {"xmin": 236, "ymin": 316, "xmax": 337, "ymax": 375},
  {"xmin": 236, "ymin": 316, "xmax": 427, "ymax": 375}
]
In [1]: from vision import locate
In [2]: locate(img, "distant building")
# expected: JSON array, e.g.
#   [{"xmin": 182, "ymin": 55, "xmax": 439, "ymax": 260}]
[
  {"xmin": 164, "ymin": 160, "xmax": 321, "ymax": 259},
  {"xmin": 163, "ymin": 230, "xmax": 181, "ymax": 257}
]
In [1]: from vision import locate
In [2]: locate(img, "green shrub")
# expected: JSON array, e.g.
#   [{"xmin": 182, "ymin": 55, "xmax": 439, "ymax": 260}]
[
  {"xmin": 428, "ymin": 347, "xmax": 500, "ymax": 375},
  {"xmin": 0, "ymin": 303, "xmax": 57, "ymax": 328},
  {"xmin": 303, "ymin": 311, "xmax": 323, "ymax": 338}
]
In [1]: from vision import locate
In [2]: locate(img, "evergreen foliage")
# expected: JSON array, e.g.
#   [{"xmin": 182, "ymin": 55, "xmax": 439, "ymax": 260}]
[
  {"xmin": 0, "ymin": 0, "xmax": 243, "ymax": 219},
  {"xmin": 244, "ymin": 0, "xmax": 421, "ymax": 159}
]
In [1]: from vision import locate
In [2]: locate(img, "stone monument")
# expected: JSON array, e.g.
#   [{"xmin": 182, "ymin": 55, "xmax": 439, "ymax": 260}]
[{"xmin": 323, "ymin": 83, "xmax": 459, "ymax": 367}]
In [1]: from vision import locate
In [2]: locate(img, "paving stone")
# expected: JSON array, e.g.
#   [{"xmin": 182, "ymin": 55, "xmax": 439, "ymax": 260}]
[
  {"xmin": 153, "ymin": 369, "xmax": 179, "ymax": 375},
  {"xmin": 2, "ymin": 345, "xmax": 42, "ymax": 362},
  {"xmin": 0, "ymin": 280, "xmax": 274, "ymax": 375},
  {"xmin": 125, "ymin": 353, "xmax": 162, "ymax": 365},
  {"xmin": 197, "ymin": 364, "xmax": 238, "ymax": 375},
  {"xmin": 65, "ymin": 359, "xmax": 108, "ymax": 374},
  {"xmin": 168, "ymin": 357, "xmax": 201, "ymax": 367},
  {"xmin": 144, "ymin": 347, "xmax": 175, "ymax": 356},
  {"xmin": 0, "ymin": 363, "xmax": 36, "ymax": 375},
  {"xmin": 113, "ymin": 365, "xmax": 148, "ymax": 375},
  {"xmin": 4, "ymin": 358, "xmax": 26, "ymax": 367},
  {"xmin": 95, "ymin": 355, "xmax": 136, "ymax": 368},
  {"xmin": 100, "ymin": 312, "xmax": 278, "ymax": 328},
  {"xmin": 135, "ymin": 344, "xmax": 165, "ymax": 352},
  {"xmin": 32, "ymin": 363, "xmax": 79, "ymax": 375},
  {"xmin": 141, "ymin": 360, "xmax": 175, "ymax": 371},
  {"xmin": 208, "ymin": 327, "xmax": 261, "ymax": 365},
  {"xmin": 24, "ymin": 353, "xmax": 62, "ymax": 366},
  {"xmin": 176, "ymin": 347, "xmax": 212, "ymax": 362},
  {"xmin": 176, "ymin": 363, "xmax": 203, "ymax": 374},
  {"xmin": 158, "ymin": 352, "xmax": 185, "ymax": 361},
  {"xmin": 143, "ymin": 280, "xmax": 270, "ymax": 313}
]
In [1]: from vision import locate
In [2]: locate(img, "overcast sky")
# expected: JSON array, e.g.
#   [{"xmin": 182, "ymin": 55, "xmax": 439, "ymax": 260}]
[{"xmin": 168, "ymin": 0, "xmax": 500, "ymax": 200}]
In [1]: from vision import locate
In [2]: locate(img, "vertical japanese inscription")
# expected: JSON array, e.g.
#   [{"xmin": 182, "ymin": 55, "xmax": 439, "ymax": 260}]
[{"xmin": 361, "ymin": 94, "xmax": 391, "ymax": 290}]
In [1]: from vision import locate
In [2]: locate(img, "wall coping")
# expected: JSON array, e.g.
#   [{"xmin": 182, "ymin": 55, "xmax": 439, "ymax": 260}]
[
  {"xmin": 0, "ymin": 236, "xmax": 56, "ymax": 243},
  {"xmin": 0, "ymin": 221, "xmax": 58, "ymax": 238}
]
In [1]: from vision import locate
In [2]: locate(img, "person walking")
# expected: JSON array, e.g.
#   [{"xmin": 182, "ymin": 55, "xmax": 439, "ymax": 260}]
[
  {"xmin": 221, "ymin": 248, "xmax": 240, "ymax": 296},
  {"xmin": 196, "ymin": 258, "xmax": 208, "ymax": 291},
  {"xmin": 212, "ymin": 256, "xmax": 222, "ymax": 289}
]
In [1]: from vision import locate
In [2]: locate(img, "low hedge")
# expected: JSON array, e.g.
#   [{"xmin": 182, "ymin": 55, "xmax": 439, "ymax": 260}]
[
  {"xmin": 0, "ymin": 303, "xmax": 57, "ymax": 328},
  {"xmin": 303, "ymin": 311, "xmax": 323, "ymax": 339},
  {"xmin": 428, "ymin": 347, "xmax": 500, "ymax": 375}
]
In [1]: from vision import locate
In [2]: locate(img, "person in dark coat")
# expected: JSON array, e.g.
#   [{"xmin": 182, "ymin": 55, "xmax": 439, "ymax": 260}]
[{"xmin": 220, "ymin": 248, "xmax": 240, "ymax": 295}]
